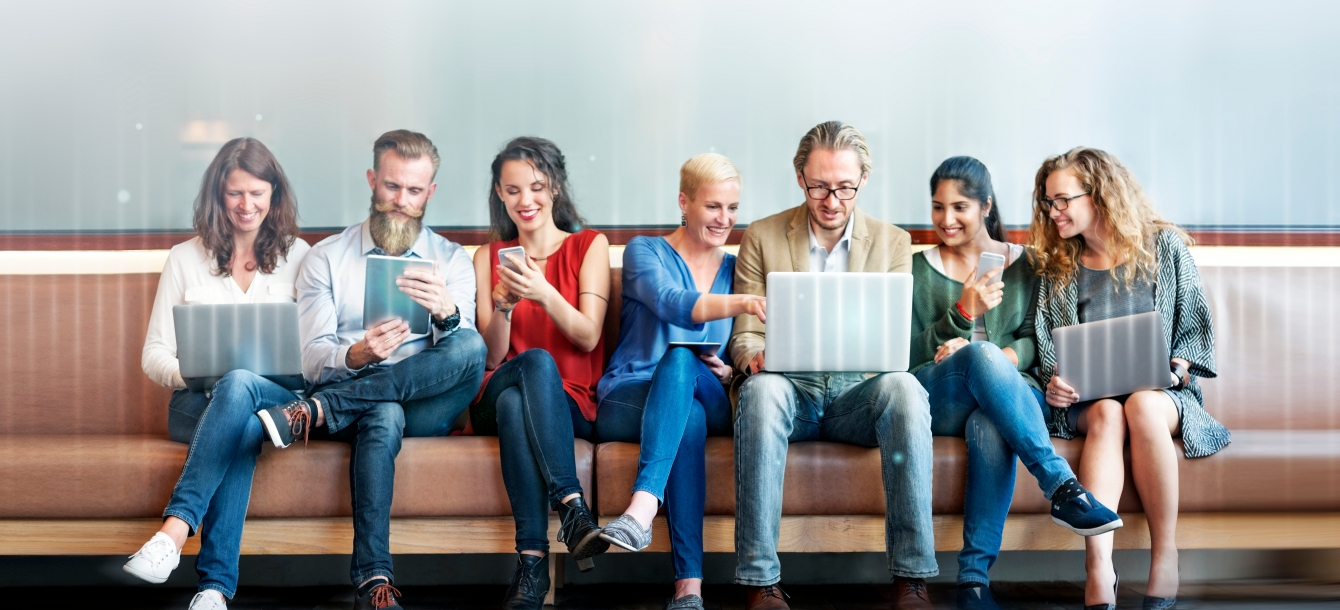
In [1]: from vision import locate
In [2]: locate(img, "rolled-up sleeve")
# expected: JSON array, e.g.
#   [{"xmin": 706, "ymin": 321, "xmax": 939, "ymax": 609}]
[
  {"xmin": 434, "ymin": 245, "xmax": 478, "ymax": 343},
  {"xmin": 142, "ymin": 252, "xmax": 187, "ymax": 389},
  {"xmin": 622, "ymin": 238, "xmax": 702, "ymax": 330},
  {"xmin": 297, "ymin": 245, "xmax": 356, "ymax": 385}
]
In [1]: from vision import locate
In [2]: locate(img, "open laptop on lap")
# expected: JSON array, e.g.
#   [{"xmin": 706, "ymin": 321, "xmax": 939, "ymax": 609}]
[
  {"xmin": 173, "ymin": 303, "xmax": 305, "ymax": 394},
  {"xmin": 765, "ymin": 272, "xmax": 913, "ymax": 373},
  {"xmin": 1052, "ymin": 310, "xmax": 1172, "ymax": 402}
]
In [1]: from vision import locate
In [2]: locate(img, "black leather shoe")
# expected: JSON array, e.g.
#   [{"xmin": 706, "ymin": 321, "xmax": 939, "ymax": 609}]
[
  {"xmin": 502, "ymin": 553, "xmax": 550, "ymax": 610},
  {"xmin": 556, "ymin": 495, "xmax": 609, "ymax": 572},
  {"xmin": 352, "ymin": 580, "xmax": 403, "ymax": 609}
]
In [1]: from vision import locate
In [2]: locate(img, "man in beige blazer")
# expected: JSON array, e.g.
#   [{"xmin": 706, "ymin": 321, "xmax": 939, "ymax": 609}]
[{"xmin": 729, "ymin": 121, "xmax": 935, "ymax": 610}]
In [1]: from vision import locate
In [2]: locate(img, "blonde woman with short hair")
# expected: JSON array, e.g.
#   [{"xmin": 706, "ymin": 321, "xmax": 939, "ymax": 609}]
[
  {"xmin": 1030, "ymin": 147, "xmax": 1228, "ymax": 610},
  {"xmin": 594, "ymin": 153, "xmax": 764, "ymax": 610}
]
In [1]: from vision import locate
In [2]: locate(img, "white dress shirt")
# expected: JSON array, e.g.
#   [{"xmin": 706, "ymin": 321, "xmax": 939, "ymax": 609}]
[
  {"xmin": 807, "ymin": 214, "xmax": 855, "ymax": 273},
  {"xmin": 142, "ymin": 236, "xmax": 312, "ymax": 389},
  {"xmin": 296, "ymin": 220, "xmax": 477, "ymax": 386}
]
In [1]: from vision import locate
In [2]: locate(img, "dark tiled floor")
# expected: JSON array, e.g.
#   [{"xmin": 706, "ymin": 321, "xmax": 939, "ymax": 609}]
[{"xmin": 4, "ymin": 582, "xmax": 1338, "ymax": 609}]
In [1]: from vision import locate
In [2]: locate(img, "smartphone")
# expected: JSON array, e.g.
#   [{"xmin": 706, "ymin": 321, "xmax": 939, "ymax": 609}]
[
  {"xmin": 976, "ymin": 251, "xmax": 1007, "ymax": 280},
  {"xmin": 497, "ymin": 246, "xmax": 526, "ymax": 274}
]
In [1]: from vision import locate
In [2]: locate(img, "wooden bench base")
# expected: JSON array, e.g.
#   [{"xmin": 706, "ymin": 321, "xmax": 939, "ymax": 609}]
[
  {"xmin": 4, "ymin": 513, "xmax": 1336, "ymax": 602},
  {"xmin": 4, "ymin": 513, "xmax": 1336, "ymax": 555}
]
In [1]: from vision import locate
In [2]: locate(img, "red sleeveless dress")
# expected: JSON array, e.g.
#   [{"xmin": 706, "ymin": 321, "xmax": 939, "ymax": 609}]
[{"xmin": 484, "ymin": 229, "xmax": 606, "ymax": 421}]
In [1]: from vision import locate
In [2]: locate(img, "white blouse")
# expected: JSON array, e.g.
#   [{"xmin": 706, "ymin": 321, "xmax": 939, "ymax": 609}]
[{"xmin": 141, "ymin": 236, "xmax": 311, "ymax": 389}]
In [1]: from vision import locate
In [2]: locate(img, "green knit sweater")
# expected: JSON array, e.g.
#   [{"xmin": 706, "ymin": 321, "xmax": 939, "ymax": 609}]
[{"xmin": 909, "ymin": 248, "xmax": 1043, "ymax": 391}]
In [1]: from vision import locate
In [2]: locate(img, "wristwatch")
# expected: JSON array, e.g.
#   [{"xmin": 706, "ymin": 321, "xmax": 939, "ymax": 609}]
[
  {"xmin": 432, "ymin": 309, "xmax": 461, "ymax": 332},
  {"xmin": 1170, "ymin": 361, "xmax": 1190, "ymax": 390}
]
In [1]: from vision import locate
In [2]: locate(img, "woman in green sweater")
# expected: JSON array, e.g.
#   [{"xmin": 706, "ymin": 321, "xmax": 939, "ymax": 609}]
[{"xmin": 910, "ymin": 157, "xmax": 1120, "ymax": 610}]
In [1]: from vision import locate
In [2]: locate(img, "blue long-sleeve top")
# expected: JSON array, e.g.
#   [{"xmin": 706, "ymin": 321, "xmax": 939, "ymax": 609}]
[{"xmin": 597, "ymin": 235, "xmax": 737, "ymax": 403}]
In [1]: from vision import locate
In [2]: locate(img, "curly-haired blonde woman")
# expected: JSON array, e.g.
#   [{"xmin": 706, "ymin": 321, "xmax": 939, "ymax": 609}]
[{"xmin": 1029, "ymin": 147, "xmax": 1229, "ymax": 610}]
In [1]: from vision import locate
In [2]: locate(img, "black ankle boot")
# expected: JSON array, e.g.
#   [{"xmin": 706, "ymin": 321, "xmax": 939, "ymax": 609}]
[
  {"xmin": 556, "ymin": 495, "xmax": 609, "ymax": 572},
  {"xmin": 502, "ymin": 553, "xmax": 550, "ymax": 610}
]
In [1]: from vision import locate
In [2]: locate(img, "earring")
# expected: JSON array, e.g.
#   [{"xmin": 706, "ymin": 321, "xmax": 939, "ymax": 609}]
[{"xmin": 681, "ymin": 214, "xmax": 686, "ymax": 227}]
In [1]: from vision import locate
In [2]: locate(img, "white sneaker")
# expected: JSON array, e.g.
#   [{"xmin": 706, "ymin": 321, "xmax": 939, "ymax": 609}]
[
  {"xmin": 189, "ymin": 590, "xmax": 228, "ymax": 610},
  {"xmin": 123, "ymin": 531, "xmax": 180, "ymax": 583}
]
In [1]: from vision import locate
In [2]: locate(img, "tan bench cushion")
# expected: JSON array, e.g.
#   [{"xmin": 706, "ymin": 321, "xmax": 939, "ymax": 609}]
[{"xmin": 0, "ymin": 435, "xmax": 594, "ymax": 518}]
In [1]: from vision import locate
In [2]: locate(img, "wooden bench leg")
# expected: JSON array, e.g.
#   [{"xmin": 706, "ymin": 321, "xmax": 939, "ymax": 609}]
[{"xmin": 546, "ymin": 552, "xmax": 564, "ymax": 605}]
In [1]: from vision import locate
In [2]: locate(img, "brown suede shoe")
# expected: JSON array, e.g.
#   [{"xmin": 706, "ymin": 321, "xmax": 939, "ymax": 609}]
[
  {"xmin": 744, "ymin": 585, "xmax": 790, "ymax": 610},
  {"xmin": 892, "ymin": 578, "xmax": 933, "ymax": 610}
]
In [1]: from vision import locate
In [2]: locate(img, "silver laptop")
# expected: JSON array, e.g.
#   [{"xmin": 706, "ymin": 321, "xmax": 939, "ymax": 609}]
[
  {"xmin": 764, "ymin": 272, "xmax": 913, "ymax": 373},
  {"xmin": 1052, "ymin": 310, "xmax": 1171, "ymax": 402},
  {"xmin": 173, "ymin": 303, "xmax": 305, "ymax": 393}
]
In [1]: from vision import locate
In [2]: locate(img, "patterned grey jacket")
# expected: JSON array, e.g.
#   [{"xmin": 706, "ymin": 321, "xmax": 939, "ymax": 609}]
[{"xmin": 1034, "ymin": 229, "xmax": 1231, "ymax": 458}]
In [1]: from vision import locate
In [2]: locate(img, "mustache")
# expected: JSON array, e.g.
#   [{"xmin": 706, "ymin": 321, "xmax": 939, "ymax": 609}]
[{"xmin": 371, "ymin": 197, "xmax": 425, "ymax": 218}]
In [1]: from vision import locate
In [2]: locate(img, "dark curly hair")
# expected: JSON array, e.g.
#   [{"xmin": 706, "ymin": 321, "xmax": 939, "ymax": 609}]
[
  {"xmin": 487, "ymin": 136, "xmax": 585, "ymax": 242},
  {"xmin": 192, "ymin": 138, "xmax": 300, "ymax": 276}
]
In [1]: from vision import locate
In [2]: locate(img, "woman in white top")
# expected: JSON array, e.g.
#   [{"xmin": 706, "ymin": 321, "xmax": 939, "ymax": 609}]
[{"xmin": 124, "ymin": 137, "xmax": 310, "ymax": 610}]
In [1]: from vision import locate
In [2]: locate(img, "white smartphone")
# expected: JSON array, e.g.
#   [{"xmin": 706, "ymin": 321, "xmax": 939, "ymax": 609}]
[
  {"xmin": 976, "ymin": 251, "xmax": 1007, "ymax": 281},
  {"xmin": 497, "ymin": 246, "xmax": 525, "ymax": 274}
]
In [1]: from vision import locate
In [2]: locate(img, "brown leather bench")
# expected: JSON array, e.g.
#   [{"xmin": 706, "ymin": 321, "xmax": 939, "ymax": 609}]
[{"xmin": 2, "ymin": 250, "xmax": 1337, "ymax": 595}]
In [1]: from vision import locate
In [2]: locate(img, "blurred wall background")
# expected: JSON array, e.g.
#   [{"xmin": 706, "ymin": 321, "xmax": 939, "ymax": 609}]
[{"xmin": 1, "ymin": 0, "xmax": 1337, "ymax": 232}]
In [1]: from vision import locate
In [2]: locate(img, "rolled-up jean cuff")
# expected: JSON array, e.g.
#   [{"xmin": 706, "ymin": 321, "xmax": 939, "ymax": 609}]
[
  {"xmin": 516, "ymin": 542, "xmax": 550, "ymax": 553},
  {"xmin": 734, "ymin": 576, "xmax": 781, "ymax": 586},
  {"xmin": 354, "ymin": 568, "xmax": 394, "ymax": 587},
  {"xmin": 552, "ymin": 486, "xmax": 585, "ymax": 507},
  {"xmin": 675, "ymin": 571, "xmax": 703, "ymax": 581},
  {"xmin": 199, "ymin": 584, "xmax": 235, "ymax": 600},
  {"xmin": 1041, "ymin": 477, "xmax": 1064, "ymax": 500},
  {"xmin": 958, "ymin": 578, "xmax": 989, "ymax": 587},
  {"xmin": 631, "ymin": 485, "xmax": 665, "ymax": 505},
  {"xmin": 162, "ymin": 509, "xmax": 200, "ymax": 537},
  {"xmin": 890, "ymin": 568, "xmax": 940, "ymax": 579}
]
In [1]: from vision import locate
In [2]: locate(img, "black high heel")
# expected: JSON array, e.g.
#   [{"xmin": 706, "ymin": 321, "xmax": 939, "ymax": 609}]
[{"xmin": 1084, "ymin": 569, "xmax": 1119, "ymax": 610}]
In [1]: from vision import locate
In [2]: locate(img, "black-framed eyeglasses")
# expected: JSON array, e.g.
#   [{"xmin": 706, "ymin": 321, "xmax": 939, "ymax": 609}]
[
  {"xmin": 801, "ymin": 173, "xmax": 861, "ymax": 201},
  {"xmin": 1039, "ymin": 192, "xmax": 1088, "ymax": 212}
]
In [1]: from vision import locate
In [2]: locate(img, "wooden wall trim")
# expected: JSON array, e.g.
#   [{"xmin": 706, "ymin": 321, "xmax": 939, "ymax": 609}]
[{"xmin": 3, "ymin": 227, "xmax": 1339, "ymax": 250}]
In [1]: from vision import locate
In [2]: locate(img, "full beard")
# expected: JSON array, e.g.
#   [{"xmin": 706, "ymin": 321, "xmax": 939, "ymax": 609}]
[{"xmin": 369, "ymin": 195, "xmax": 424, "ymax": 256}]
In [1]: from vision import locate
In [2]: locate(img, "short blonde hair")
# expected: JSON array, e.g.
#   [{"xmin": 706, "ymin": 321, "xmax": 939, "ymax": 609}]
[
  {"xmin": 792, "ymin": 121, "xmax": 872, "ymax": 176},
  {"xmin": 679, "ymin": 152, "xmax": 741, "ymax": 201}
]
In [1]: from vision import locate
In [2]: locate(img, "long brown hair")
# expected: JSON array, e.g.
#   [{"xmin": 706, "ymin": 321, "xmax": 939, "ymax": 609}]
[
  {"xmin": 487, "ymin": 137, "xmax": 585, "ymax": 242},
  {"xmin": 1027, "ymin": 147, "xmax": 1189, "ymax": 290},
  {"xmin": 192, "ymin": 138, "xmax": 300, "ymax": 276}
]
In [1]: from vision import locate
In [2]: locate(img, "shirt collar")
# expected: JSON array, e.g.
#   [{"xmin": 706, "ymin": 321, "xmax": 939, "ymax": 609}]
[
  {"xmin": 360, "ymin": 218, "xmax": 429, "ymax": 259},
  {"xmin": 807, "ymin": 213, "xmax": 855, "ymax": 253}
]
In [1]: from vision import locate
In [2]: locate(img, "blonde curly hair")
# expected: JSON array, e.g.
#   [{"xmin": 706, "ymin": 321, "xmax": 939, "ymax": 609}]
[{"xmin": 1027, "ymin": 147, "xmax": 1190, "ymax": 290}]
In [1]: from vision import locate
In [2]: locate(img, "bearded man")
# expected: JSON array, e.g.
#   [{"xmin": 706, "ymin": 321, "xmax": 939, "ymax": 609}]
[{"xmin": 264, "ymin": 130, "xmax": 486, "ymax": 610}]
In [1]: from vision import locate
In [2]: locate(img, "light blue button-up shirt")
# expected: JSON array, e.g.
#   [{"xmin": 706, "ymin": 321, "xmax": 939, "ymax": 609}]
[{"xmin": 296, "ymin": 220, "xmax": 477, "ymax": 386}]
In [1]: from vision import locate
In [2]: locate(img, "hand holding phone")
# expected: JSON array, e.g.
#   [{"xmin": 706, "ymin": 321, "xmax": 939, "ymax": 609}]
[
  {"xmin": 959, "ymin": 251, "xmax": 1007, "ymax": 318},
  {"xmin": 497, "ymin": 246, "xmax": 526, "ymax": 275}
]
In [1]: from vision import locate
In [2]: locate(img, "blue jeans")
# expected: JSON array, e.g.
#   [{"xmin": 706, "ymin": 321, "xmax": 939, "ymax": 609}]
[
  {"xmin": 309, "ymin": 328, "xmax": 486, "ymax": 585},
  {"xmin": 472, "ymin": 349, "xmax": 593, "ymax": 553},
  {"xmin": 164, "ymin": 370, "xmax": 299, "ymax": 599},
  {"xmin": 594, "ymin": 347, "xmax": 733, "ymax": 580},
  {"xmin": 914, "ymin": 342, "xmax": 1074, "ymax": 587},
  {"xmin": 733, "ymin": 371, "xmax": 936, "ymax": 585}
]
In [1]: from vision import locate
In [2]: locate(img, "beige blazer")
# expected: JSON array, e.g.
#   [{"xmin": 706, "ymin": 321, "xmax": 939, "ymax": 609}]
[{"xmin": 727, "ymin": 204, "xmax": 912, "ymax": 373}]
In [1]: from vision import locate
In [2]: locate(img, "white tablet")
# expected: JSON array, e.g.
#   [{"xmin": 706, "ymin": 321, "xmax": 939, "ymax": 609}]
[{"xmin": 668, "ymin": 341, "xmax": 721, "ymax": 357}]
